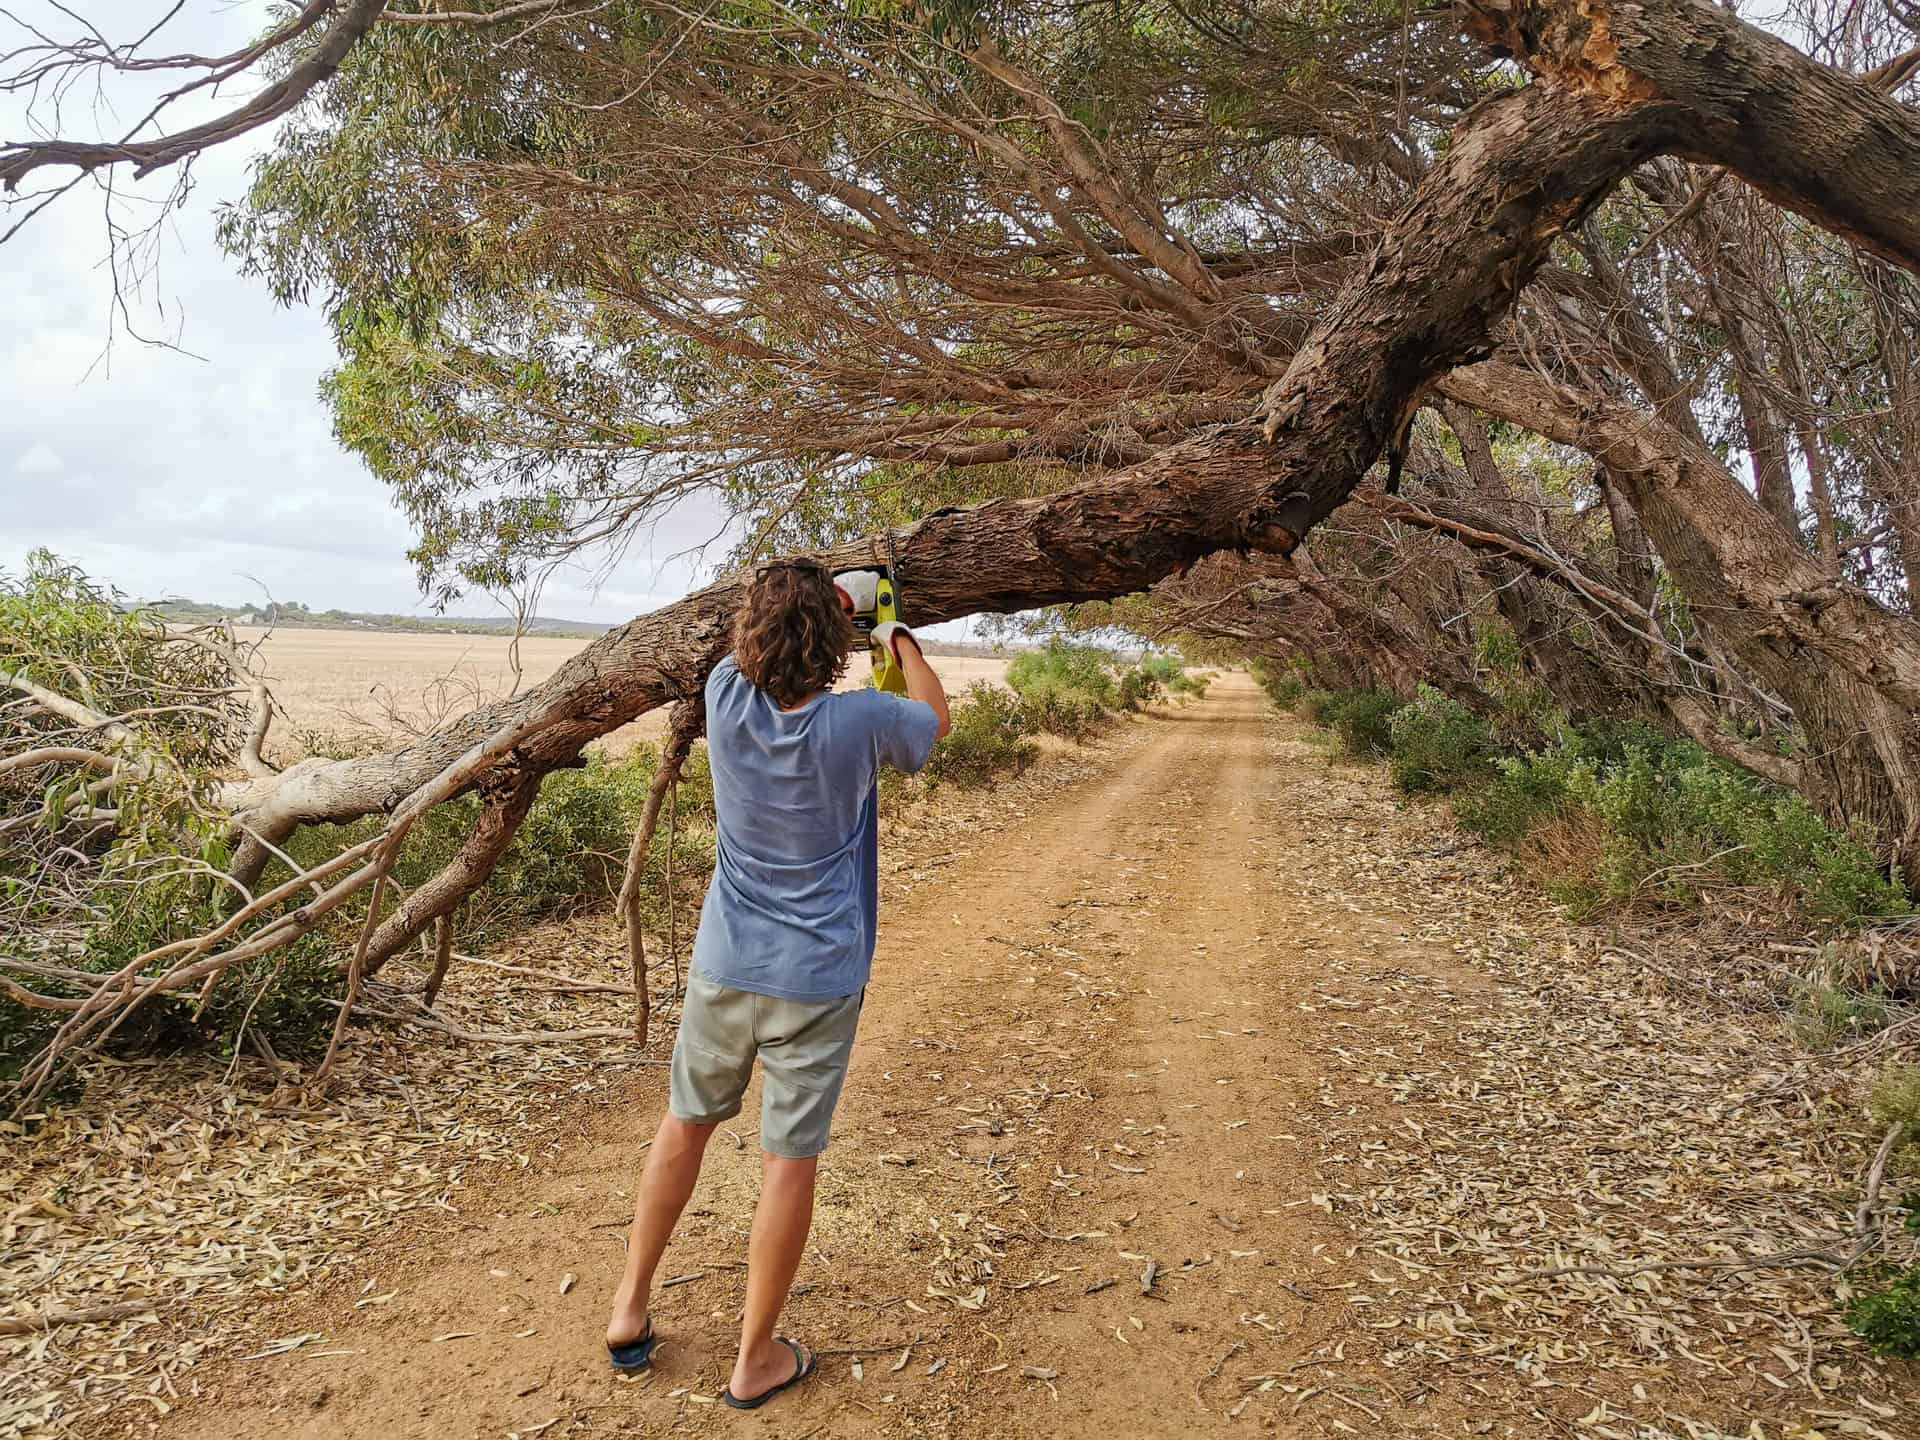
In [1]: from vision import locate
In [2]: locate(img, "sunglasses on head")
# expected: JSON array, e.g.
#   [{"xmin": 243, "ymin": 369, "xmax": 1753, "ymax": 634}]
[{"xmin": 753, "ymin": 558, "xmax": 829, "ymax": 577}]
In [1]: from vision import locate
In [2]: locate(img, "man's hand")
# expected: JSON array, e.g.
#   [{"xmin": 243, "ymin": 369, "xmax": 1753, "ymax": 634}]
[{"xmin": 871, "ymin": 620, "xmax": 916, "ymax": 657}]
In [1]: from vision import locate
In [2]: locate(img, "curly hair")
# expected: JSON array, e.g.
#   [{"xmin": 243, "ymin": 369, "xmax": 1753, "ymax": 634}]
[{"xmin": 732, "ymin": 560, "xmax": 856, "ymax": 708}]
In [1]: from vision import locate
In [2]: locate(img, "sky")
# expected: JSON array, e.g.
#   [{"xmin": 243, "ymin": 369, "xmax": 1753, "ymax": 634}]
[{"xmin": 0, "ymin": 3, "xmax": 730, "ymax": 627}]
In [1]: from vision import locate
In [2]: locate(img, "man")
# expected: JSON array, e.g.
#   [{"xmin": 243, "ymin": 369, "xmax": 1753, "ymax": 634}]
[{"xmin": 603, "ymin": 558, "xmax": 951, "ymax": 1409}]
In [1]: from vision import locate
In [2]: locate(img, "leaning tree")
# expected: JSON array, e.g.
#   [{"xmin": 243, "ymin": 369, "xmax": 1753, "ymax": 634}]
[{"xmin": 3, "ymin": 0, "xmax": 1919, "ymax": 1097}]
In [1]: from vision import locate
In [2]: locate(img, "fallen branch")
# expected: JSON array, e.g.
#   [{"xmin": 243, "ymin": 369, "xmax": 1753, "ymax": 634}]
[
  {"xmin": 619, "ymin": 700, "xmax": 702, "ymax": 1044},
  {"xmin": 0, "ymin": 746, "xmax": 116, "ymax": 779},
  {"xmin": 0, "ymin": 1300, "xmax": 154, "ymax": 1337},
  {"xmin": 1853, "ymin": 1121, "xmax": 1905, "ymax": 1247},
  {"xmin": 328, "ymin": 999, "xmax": 644, "ymax": 1048}
]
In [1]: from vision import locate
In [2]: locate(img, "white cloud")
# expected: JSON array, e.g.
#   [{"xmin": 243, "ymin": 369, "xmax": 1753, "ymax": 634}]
[{"xmin": 0, "ymin": 3, "xmax": 717, "ymax": 628}]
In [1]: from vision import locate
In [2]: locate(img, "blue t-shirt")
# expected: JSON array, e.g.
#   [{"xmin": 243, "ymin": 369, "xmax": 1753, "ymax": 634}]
[{"xmin": 691, "ymin": 655, "xmax": 941, "ymax": 1002}]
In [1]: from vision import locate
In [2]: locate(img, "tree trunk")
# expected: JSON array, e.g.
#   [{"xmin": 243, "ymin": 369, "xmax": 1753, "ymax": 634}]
[{"xmin": 1445, "ymin": 360, "xmax": 1920, "ymax": 874}]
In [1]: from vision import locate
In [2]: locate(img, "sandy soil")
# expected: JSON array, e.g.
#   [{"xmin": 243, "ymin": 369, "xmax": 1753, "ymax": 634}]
[
  {"xmin": 69, "ymin": 674, "xmax": 1915, "ymax": 1440},
  {"xmin": 235, "ymin": 627, "xmax": 1011, "ymax": 754}
]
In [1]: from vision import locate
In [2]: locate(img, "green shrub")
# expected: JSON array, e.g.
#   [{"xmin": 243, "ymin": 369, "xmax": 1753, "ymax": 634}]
[
  {"xmin": 1115, "ymin": 666, "xmax": 1163, "ymax": 712},
  {"xmin": 1329, "ymin": 690, "xmax": 1404, "ymax": 759},
  {"xmin": 1847, "ymin": 1262, "xmax": 1920, "ymax": 1358},
  {"xmin": 1016, "ymin": 682, "xmax": 1110, "ymax": 742},
  {"xmin": 1387, "ymin": 687, "xmax": 1496, "ymax": 794},
  {"xmin": 1788, "ymin": 982, "xmax": 1891, "ymax": 1048},
  {"xmin": 1250, "ymin": 658, "xmax": 1306, "ymax": 709},
  {"xmin": 1455, "ymin": 728, "xmax": 1907, "ymax": 926},
  {"xmin": 1006, "ymin": 640, "xmax": 1118, "ymax": 709},
  {"xmin": 926, "ymin": 683, "xmax": 1039, "ymax": 787},
  {"xmin": 1135, "ymin": 653, "xmax": 1208, "ymax": 701},
  {"xmin": 1455, "ymin": 748, "xmax": 1582, "ymax": 843},
  {"xmin": 1297, "ymin": 688, "xmax": 1339, "ymax": 724},
  {"xmin": 1870, "ymin": 1066, "xmax": 1920, "ymax": 1145},
  {"xmin": 1004, "ymin": 639, "xmax": 1122, "ymax": 739}
]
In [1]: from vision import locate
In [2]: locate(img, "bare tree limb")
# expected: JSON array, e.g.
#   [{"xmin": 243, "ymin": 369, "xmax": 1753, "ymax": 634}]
[{"xmin": 0, "ymin": 0, "xmax": 390, "ymax": 195}]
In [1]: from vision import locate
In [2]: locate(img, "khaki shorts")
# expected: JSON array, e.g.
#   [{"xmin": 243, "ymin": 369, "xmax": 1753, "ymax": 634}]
[{"xmin": 668, "ymin": 972, "xmax": 863, "ymax": 1159}]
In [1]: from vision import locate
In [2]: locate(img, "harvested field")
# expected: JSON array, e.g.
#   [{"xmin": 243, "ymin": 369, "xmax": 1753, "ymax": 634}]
[{"xmin": 235, "ymin": 626, "xmax": 1012, "ymax": 754}]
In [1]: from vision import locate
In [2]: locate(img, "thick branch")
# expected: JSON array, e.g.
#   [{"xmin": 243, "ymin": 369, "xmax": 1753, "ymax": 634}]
[
  {"xmin": 1462, "ymin": 0, "xmax": 1920, "ymax": 275},
  {"xmin": 1440, "ymin": 360, "xmax": 1920, "ymax": 714}
]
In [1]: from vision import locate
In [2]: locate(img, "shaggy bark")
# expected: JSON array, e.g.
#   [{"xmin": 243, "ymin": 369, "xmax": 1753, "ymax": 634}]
[{"xmin": 1462, "ymin": 0, "xmax": 1920, "ymax": 273}]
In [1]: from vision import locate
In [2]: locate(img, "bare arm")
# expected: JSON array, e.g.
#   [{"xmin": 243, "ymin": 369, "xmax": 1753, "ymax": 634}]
[{"xmin": 887, "ymin": 629, "xmax": 951, "ymax": 739}]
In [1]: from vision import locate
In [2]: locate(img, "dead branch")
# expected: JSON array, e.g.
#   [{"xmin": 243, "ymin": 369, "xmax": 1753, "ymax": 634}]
[
  {"xmin": 1853, "ymin": 1121, "xmax": 1905, "ymax": 1247},
  {"xmin": 0, "ymin": 1300, "xmax": 154, "ymax": 1337},
  {"xmin": 619, "ymin": 700, "xmax": 702, "ymax": 1044},
  {"xmin": 0, "ymin": 1, "xmax": 391, "ymax": 196},
  {"xmin": 0, "ymin": 746, "xmax": 116, "ymax": 778},
  {"xmin": 423, "ymin": 912, "xmax": 456, "ymax": 1009}
]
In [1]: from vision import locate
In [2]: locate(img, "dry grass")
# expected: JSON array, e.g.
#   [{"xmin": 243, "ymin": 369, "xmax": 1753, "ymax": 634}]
[{"xmin": 237, "ymin": 627, "xmax": 1012, "ymax": 756}]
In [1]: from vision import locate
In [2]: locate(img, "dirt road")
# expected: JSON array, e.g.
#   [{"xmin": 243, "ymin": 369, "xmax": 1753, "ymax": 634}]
[{"xmin": 126, "ymin": 676, "xmax": 1915, "ymax": 1439}]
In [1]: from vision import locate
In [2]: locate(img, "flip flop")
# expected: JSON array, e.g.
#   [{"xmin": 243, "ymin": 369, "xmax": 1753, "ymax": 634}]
[
  {"xmin": 606, "ymin": 1320, "xmax": 658, "ymax": 1372},
  {"xmin": 721, "ymin": 1337, "xmax": 817, "ymax": 1410}
]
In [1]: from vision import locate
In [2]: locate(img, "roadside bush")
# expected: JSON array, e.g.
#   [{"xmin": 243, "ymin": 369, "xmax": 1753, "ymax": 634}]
[
  {"xmin": 1328, "ymin": 689, "xmax": 1403, "ymax": 759},
  {"xmin": 1871, "ymin": 1065, "xmax": 1920, "ymax": 1143},
  {"xmin": 1017, "ymin": 683, "xmax": 1109, "ymax": 741},
  {"xmin": 1848, "ymin": 1261, "xmax": 1920, "ymax": 1359},
  {"xmin": 1296, "ymin": 688, "xmax": 1338, "ymax": 724},
  {"xmin": 1788, "ymin": 981, "xmax": 1892, "ymax": 1047},
  {"xmin": 1250, "ymin": 658, "xmax": 1306, "ymax": 709},
  {"xmin": 1005, "ymin": 640, "xmax": 1128, "ymax": 740},
  {"xmin": 1135, "ymin": 653, "xmax": 1208, "ymax": 702},
  {"xmin": 1451, "ymin": 722, "xmax": 1668, "ymax": 844},
  {"xmin": 925, "ymin": 682, "xmax": 1039, "ymax": 788},
  {"xmin": 1838, "ymin": 1070, "xmax": 1920, "ymax": 1355},
  {"xmin": 1006, "ymin": 640, "xmax": 1117, "ymax": 710},
  {"xmin": 1453, "ymin": 750, "xmax": 1579, "ymax": 844},
  {"xmin": 1387, "ymin": 687, "xmax": 1495, "ymax": 795},
  {"xmin": 1115, "ymin": 665, "xmax": 1163, "ymax": 712},
  {"xmin": 1454, "ymin": 732, "xmax": 1906, "ymax": 925},
  {"xmin": 1286, "ymin": 690, "xmax": 1907, "ymax": 928}
]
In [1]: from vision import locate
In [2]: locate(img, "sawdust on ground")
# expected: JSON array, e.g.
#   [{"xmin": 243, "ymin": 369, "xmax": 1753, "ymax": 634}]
[{"xmin": 18, "ymin": 676, "xmax": 1920, "ymax": 1438}]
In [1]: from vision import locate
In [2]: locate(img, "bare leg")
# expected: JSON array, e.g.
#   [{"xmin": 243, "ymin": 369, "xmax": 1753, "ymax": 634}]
[
  {"xmin": 727, "ymin": 1152, "xmax": 818, "ymax": 1399},
  {"xmin": 606, "ymin": 1112, "xmax": 717, "ymax": 1347}
]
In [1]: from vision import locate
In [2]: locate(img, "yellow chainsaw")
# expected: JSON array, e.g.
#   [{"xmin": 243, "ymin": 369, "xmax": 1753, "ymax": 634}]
[{"xmin": 831, "ymin": 565, "xmax": 908, "ymax": 694}]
